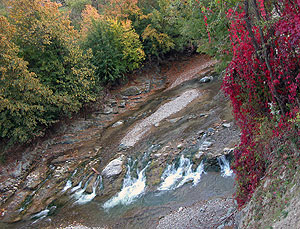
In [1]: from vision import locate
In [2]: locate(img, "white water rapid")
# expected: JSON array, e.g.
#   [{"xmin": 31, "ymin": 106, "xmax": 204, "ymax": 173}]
[
  {"xmin": 158, "ymin": 155, "xmax": 205, "ymax": 191},
  {"xmin": 103, "ymin": 161, "xmax": 149, "ymax": 209},
  {"xmin": 217, "ymin": 155, "xmax": 233, "ymax": 177},
  {"xmin": 31, "ymin": 206, "xmax": 56, "ymax": 224},
  {"xmin": 74, "ymin": 175, "xmax": 102, "ymax": 205},
  {"xmin": 62, "ymin": 169, "xmax": 77, "ymax": 192},
  {"xmin": 72, "ymin": 176, "xmax": 93, "ymax": 200}
]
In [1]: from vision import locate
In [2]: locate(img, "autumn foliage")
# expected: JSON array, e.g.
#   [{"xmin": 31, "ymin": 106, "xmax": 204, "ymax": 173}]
[
  {"xmin": 3, "ymin": 3, "xmax": 298, "ymax": 212},
  {"xmin": 0, "ymin": 0, "xmax": 96, "ymax": 146},
  {"xmin": 223, "ymin": 0, "xmax": 300, "ymax": 206},
  {"xmin": 81, "ymin": 5, "xmax": 145, "ymax": 84}
]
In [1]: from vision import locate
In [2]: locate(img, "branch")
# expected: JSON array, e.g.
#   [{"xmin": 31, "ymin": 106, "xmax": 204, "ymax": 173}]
[{"xmin": 243, "ymin": 0, "xmax": 262, "ymax": 63}]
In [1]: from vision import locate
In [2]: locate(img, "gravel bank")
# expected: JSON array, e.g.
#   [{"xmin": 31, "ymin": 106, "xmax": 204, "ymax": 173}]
[{"xmin": 157, "ymin": 198, "xmax": 237, "ymax": 229}]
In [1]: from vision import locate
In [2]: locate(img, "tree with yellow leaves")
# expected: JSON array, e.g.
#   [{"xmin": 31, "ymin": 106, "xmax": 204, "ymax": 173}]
[
  {"xmin": 0, "ymin": 16, "xmax": 58, "ymax": 145},
  {"xmin": 81, "ymin": 5, "xmax": 145, "ymax": 85},
  {"xmin": 7, "ymin": 0, "xmax": 96, "ymax": 108}
]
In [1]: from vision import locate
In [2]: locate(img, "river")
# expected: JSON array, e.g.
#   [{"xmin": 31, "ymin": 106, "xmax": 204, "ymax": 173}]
[{"xmin": 0, "ymin": 55, "xmax": 239, "ymax": 228}]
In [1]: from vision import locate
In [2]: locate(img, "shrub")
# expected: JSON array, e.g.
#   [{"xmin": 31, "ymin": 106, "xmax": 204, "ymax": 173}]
[{"xmin": 222, "ymin": 0, "xmax": 300, "ymax": 207}]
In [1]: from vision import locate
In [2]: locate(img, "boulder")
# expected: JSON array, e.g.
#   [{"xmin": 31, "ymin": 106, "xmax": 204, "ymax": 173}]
[
  {"xmin": 112, "ymin": 120, "xmax": 124, "ymax": 127},
  {"xmin": 200, "ymin": 76, "xmax": 213, "ymax": 83},
  {"xmin": 102, "ymin": 156, "xmax": 124, "ymax": 178},
  {"xmin": 121, "ymin": 86, "xmax": 142, "ymax": 96},
  {"xmin": 222, "ymin": 123, "xmax": 231, "ymax": 128}
]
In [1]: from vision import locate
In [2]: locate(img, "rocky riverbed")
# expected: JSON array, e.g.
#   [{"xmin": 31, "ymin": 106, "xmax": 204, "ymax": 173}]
[{"xmin": 0, "ymin": 55, "xmax": 240, "ymax": 228}]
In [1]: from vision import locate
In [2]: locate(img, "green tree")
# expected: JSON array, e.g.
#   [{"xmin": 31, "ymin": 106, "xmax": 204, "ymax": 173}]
[
  {"xmin": 81, "ymin": 5, "xmax": 145, "ymax": 85},
  {"xmin": 0, "ymin": 16, "xmax": 59, "ymax": 144},
  {"xmin": 8, "ymin": 0, "xmax": 96, "ymax": 113}
]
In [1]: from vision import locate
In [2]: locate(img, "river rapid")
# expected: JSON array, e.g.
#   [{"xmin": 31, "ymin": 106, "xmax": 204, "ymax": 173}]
[{"xmin": 0, "ymin": 55, "xmax": 240, "ymax": 228}]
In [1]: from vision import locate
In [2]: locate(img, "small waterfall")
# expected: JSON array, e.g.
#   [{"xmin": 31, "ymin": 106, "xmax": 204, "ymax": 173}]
[
  {"xmin": 217, "ymin": 155, "xmax": 233, "ymax": 177},
  {"xmin": 158, "ymin": 155, "xmax": 205, "ymax": 191},
  {"xmin": 62, "ymin": 180, "xmax": 72, "ymax": 192},
  {"xmin": 74, "ymin": 175, "xmax": 102, "ymax": 205},
  {"xmin": 103, "ymin": 161, "xmax": 149, "ymax": 209},
  {"xmin": 31, "ymin": 206, "xmax": 56, "ymax": 224},
  {"xmin": 176, "ymin": 160, "xmax": 205, "ymax": 188},
  {"xmin": 70, "ymin": 181, "xmax": 82, "ymax": 193},
  {"xmin": 62, "ymin": 169, "xmax": 77, "ymax": 192},
  {"xmin": 72, "ymin": 176, "xmax": 93, "ymax": 200}
]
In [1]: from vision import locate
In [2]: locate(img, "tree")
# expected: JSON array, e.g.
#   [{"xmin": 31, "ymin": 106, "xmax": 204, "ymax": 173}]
[
  {"xmin": 223, "ymin": 0, "xmax": 300, "ymax": 206},
  {"xmin": 0, "ymin": 16, "xmax": 58, "ymax": 144},
  {"xmin": 0, "ymin": 0, "xmax": 98, "ymax": 146},
  {"xmin": 81, "ymin": 5, "xmax": 145, "ymax": 85},
  {"xmin": 7, "ymin": 0, "xmax": 96, "ymax": 112}
]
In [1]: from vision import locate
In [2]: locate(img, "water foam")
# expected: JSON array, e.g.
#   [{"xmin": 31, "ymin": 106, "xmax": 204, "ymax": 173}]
[
  {"xmin": 217, "ymin": 155, "xmax": 233, "ymax": 177},
  {"xmin": 75, "ymin": 175, "xmax": 102, "ymax": 205},
  {"xmin": 103, "ymin": 162, "xmax": 149, "ymax": 209},
  {"xmin": 158, "ymin": 155, "xmax": 205, "ymax": 191}
]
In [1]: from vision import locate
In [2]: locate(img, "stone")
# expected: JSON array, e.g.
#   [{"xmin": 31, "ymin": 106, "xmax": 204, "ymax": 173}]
[
  {"xmin": 223, "ymin": 148, "xmax": 234, "ymax": 155},
  {"xmin": 121, "ymin": 86, "xmax": 142, "ymax": 96},
  {"xmin": 11, "ymin": 162, "xmax": 23, "ymax": 178},
  {"xmin": 102, "ymin": 156, "xmax": 124, "ymax": 178},
  {"xmin": 222, "ymin": 123, "xmax": 231, "ymax": 128},
  {"xmin": 199, "ymin": 141, "xmax": 213, "ymax": 151},
  {"xmin": 118, "ymin": 144, "xmax": 129, "ymax": 151},
  {"xmin": 168, "ymin": 117, "xmax": 181, "ymax": 123},
  {"xmin": 177, "ymin": 144, "xmax": 183, "ymax": 149},
  {"xmin": 102, "ymin": 106, "xmax": 114, "ymax": 115},
  {"xmin": 207, "ymin": 128, "xmax": 214, "ymax": 133},
  {"xmin": 118, "ymin": 101, "xmax": 126, "ymax": 108},
  {"xmin": 195, "ymin": 151, "xmax": 205, "ymax": 159},
  {"xmin": 153, "ymin": 153, "xmax": 162, "ymax": 158},
  {"xmin": 108, "ymin": 99, "xmax": 117, "ymax": 107},
  {"xmin": 200, "ymin": 76, "xmax": 213, "ymax": 83},
  {"xmin": 112, "ymin": 120, "xmax": 124, "ymax": 127}
]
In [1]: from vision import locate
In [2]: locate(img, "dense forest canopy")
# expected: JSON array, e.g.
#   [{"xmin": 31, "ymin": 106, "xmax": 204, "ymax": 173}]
[{"xmin": 0, "ymin": 0, "xmax": 299, "ymax": 207}]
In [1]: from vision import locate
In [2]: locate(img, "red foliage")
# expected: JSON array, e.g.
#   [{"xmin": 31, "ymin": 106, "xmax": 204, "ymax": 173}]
[{"xmin": 223, "ymin": 0, "xmax": 300, "ymax": 207}]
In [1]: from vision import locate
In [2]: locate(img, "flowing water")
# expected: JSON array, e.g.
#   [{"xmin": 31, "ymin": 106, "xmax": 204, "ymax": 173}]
[
  {"xmin": 218, "ymin": 155, "xmax": 234, "ymax": 177},
  {"xmin": 23, "ymin": 153, "xmax": 234, "ymax": 229}
]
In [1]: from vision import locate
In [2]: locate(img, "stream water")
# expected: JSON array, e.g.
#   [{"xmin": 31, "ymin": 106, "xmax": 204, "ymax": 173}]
[{"xmin": 29, "ymin": 155, "xmax": 234, "ymax": 229}]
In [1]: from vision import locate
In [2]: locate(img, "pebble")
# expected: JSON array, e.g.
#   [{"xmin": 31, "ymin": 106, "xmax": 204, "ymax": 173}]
[
  {"xmin": 177, "ymin": 144, "xmax": 183, "ymax": 149},
  {"xmin": 112, "ymin": 120, "xmax": 124, "ymax": 127},
  {"xmin": 200, "ymin": 76, "xmax": 213, "ymax": 83},
  {"xmin": 207, "ymin": 128, "xmax": 214, "ymax": 133},
  {"xmin": 118, "ymin": 101, "xmax": 126, "ymax": 108},
  {"xmin": 222, "ymin": 123, "xmax": 231, "ymax": 128}
]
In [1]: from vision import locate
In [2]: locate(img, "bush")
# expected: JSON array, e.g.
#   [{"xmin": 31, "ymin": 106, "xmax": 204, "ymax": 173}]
[{"xmin": 222, "ymin": 0, "xmax": 300, "ymax": 207}]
